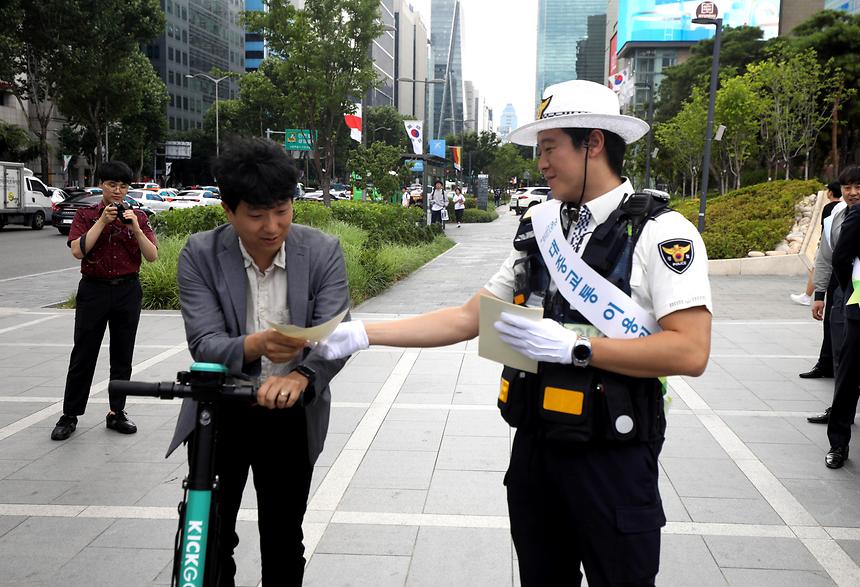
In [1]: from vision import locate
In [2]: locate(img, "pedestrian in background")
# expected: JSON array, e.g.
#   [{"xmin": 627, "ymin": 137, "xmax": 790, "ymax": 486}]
[
  {"xmin": 799, "ymin": 181, "xmax": 842, "ymax": 381},
  {"xmin": 792, "ymin": 183, "xmax": 843, "ymax": 307},
  {"xmin": 825, "ymin": 174, "xmax": 860, "ymax": 469},
  {"xmin": 453, "ymin": 186, "xmax": 466, "ymax": 227},
  {"xmin": 430, "ymin": 179, "xmax": 447, "ymax": 229},
  {"xmin": 51, "ymin": 160, "xmax": 159, "ymax": 441},
  {"xmin": 401, "ymin": 186, "xmax": 410, "ymax": 207}
]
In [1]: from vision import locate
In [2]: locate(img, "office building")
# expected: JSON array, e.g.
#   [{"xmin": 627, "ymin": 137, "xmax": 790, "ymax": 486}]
[
  {"xmin": 368, "ymin": 0, "xmax": 397, "ymax": 107},
  {"xmin": 431, "ymin": 0, "xmax": 465, "ymax": 138},
  {"xmin": 576, "ymin": 14, "xmax": 607, "ymax": 84},
  {"xmin": 498, "ymin": 103, "xmax": 517, "ymax": 142},
  {"xmin": 244, "ymin": 0, "xmax": 266, "ymax": 72},
  {"xmin": 536, "ymin": 0, "xmax": 608, "ymax": 106},
  {"xmin": 145, "ymin": 0, "xmax": 245, "ymax": 132},
  {"xmin": 394, "ymin": 0, "xmax": 429, "ymax": 121}
]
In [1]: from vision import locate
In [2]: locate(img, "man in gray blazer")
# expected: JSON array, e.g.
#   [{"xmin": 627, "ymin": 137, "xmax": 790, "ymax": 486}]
[{"xmin": 168, "ymin": 138, "xmax": 350, "ymax": 586}]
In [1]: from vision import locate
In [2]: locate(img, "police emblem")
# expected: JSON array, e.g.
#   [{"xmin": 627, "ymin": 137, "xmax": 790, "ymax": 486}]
[{"xmin": 658, "ymin": 239, "xmax": 694, "ymax": 274}]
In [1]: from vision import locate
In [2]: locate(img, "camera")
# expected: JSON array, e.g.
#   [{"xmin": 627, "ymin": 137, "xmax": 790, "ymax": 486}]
[{"xmin": 114, "ymin": 201, "xmax": 132, "ymax": 224}]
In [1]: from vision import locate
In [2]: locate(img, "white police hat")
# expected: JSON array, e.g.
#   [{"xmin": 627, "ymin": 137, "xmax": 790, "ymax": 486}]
[{"xmin": 508, "ymin": 80, "xmax": 650, "ymax": 146}]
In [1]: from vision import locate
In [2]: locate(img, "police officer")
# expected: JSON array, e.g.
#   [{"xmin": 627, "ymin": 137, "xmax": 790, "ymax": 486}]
[{"xmin": 318, "ymin": 80, "xmax": 713, "ymax": 586}]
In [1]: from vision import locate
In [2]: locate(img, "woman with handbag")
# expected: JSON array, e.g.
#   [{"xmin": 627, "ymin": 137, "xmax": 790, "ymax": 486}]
[{"xmin": 430, "ymin": 180, "xmax": 448, "ymax": 230}]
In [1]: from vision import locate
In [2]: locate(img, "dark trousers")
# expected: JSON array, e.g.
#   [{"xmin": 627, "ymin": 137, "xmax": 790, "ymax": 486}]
[
  {"xmin": 454, "ymin": 208, "xmax": 464, "ymax": 223},
  {"xmin": 830, "ymin": 286, "xmax": 847, "ymax": 373},
  {"xmin": 212, "ymin": 404, "xmax": 312, "ymax": 587},
  {"xmin": 827, "ymin": 314, "xmax": 860, "ymax": 449},
  {"xmin": 506, "ymin": 431, "xmax": 665, "ymax": 586},
  {"xmin": 817, "ymin": 280, "xmax": 836, "ymax": 373},
  {"xmin": 62, "ymin": 276, "xmax": 141, "ymax": 416},
  {"xmin": 431, "ymin": 209, "xmax": 444, "ymax": 227}
]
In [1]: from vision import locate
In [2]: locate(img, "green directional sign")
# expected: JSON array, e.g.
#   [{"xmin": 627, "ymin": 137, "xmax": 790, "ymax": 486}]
[{"xmin": 284, "ymin": 129, "xmax": 316, "ymax": 151}]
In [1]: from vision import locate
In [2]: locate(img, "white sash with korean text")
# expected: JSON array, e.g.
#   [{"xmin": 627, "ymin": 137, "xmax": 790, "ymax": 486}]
[{"xmin": 530, "ymin": 200, "xmax": 662, "ymax": 339}]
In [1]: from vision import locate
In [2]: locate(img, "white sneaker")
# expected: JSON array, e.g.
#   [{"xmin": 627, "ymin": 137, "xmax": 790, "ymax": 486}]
[{"xmin": 790, "ymin": 293, "xmax": 812, "ymax": 306}]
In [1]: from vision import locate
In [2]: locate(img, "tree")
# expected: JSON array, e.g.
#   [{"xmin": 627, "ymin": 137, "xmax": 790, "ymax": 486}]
[
  {"xmin": 366, "ymin": 105, "xmax": 408, "ymax": 150},
  {"xmin": 109, "ymin": 59, "xmax": 169, "ymax": 178},
  {"xmin": 488, "ymin": 143, "xmax": 528, "ymax": 188},
  {"xmin": 244, "ymin": 0, "xmax": 384, "ymax": 205},
  {"xmin": 347, "ymin": 141, "xmax": 407, "ymax": 200},
  {"xmin": 713, "ymin": 75, "xmax": 765, "ymax": 191},
  {"xmin": 655, "ymin": 90, "xmax": 706, "ymax": 197},
  {"xmin": 788, "ymin": 10, "xmax": 860, "ymax": 174},
  {"xmin": 0, "ymin": 121, "xmax": 39, "ymax": 162},
  {"xmin": 54, "ymin": 1, "xmax": 164, "ymax": 164},
  {"xmin": 748, "ymin": 49, "xmax": 840, "ymax": 180},
  {"xmin": 0, "ymin": 0, "xmax": 75, "ymax": 182},
  {"xmin": 656, "ymin": 26, "xmax": 766, "ymax": 123}
]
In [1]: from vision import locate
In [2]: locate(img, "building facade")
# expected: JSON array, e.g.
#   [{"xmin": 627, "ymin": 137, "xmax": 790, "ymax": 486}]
[
  {"xmin": 536, "ymin": 0, "xmax": 608, "ymax": 106},
  {"xmin": 498, "ymin": 103, "xmax": 517, "ymax": 142},
  {"xmin": 393, "ymin": 0, "xmax": 429, "ymax": 122},
  {"xmin": 244, "ymin": 0, "xmax": 266, "ymax": 72},
  {"xmin": 576, "ymin": 14, "xmax": 608, "ymax": 84},
  {"xmin": 431, "ymin": 0, "xmax": 465, "ymax": 138},
  {"xmin": 368, "ymin": 0, "xmax": 397, "ymax": 108},
  {"xmin": 145, "ymin": 0, "xmax": 246, "ymax": 133}
]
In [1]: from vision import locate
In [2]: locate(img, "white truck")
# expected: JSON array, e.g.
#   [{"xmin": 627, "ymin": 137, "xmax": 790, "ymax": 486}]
[{"xmin": 0, "ymin": 161, "xmax": 53, "ymax": 230}]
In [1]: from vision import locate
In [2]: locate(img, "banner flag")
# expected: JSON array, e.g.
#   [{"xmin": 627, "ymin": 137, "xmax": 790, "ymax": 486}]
[
  {"xmin": 344, "ymin": 103, "xmax": 362, "ymax": 143},
  {"xmin": 404, "ymin": 120, "xmax": 423, "ymax": 154}
]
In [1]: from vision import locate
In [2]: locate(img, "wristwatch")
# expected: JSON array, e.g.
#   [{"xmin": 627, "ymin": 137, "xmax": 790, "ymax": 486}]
[
  {"xmin": 571, "ymin": 336, "xmax": 592, "ymax": 368},
  {"xmin": 291, "ymin": 364, "xmax": 316, "ymax": 389}
]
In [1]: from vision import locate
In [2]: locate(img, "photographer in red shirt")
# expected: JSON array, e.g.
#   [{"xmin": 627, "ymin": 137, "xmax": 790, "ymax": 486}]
[{"xmin": 51, "ymin": 160, "xmax": 158, "ymax": 441}]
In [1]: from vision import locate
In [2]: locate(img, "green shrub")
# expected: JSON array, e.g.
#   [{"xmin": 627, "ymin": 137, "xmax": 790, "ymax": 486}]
[
  {"xmin": 461, "ymin": 208, "xmax": 498, "ymax": 223},
  {"xmin": 671, "ymin": 180, "xmax": 821, "ymax": 259},
  {"xmin": 150, "ymin": 206, "xmax": 227, "ymax": 238},
  {"xmin": 293, "ymin": 201, "xmax": 333, "ymax": 227},
  {"xmin": 140, "ymin": 235, "xmax": 188, "ymax": 310},
  {"xmin": 330, "ymin": 201, "xmax": 439, "ymax": 245}
]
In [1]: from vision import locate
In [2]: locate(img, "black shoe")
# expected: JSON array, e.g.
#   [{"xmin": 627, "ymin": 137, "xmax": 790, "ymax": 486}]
[
  {"xmin": 825, "ymin": 446, "xmax": 849, "ymax": 469},
  {"xmin": 50, "ymin": 415, "xmax": 77, "ymax": 441},
  {"xmin": 807, "ymin": 407, "xmax": 831, "ymax": 424},
  {"xmin": 106, "ymin": 411, "xmax": 137, "ymax": 434},
  {"xmin": 799, "ymin": 365, "xmax": 833, "ymax": 379}
]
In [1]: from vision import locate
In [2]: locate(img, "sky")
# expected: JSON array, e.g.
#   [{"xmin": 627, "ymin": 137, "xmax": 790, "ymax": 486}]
[{"xmin": 408, "ymin": 0, "xmax": 538, "ymax": 133}]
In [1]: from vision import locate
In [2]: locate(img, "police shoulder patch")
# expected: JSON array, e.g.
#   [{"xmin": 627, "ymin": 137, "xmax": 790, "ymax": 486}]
[{"xmin": 658, "ymin": 239, "xmax": 694, "ymax": 274}]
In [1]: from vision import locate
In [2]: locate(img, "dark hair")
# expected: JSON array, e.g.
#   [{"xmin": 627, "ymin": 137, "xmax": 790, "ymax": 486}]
[
  {"xmin": 827, "ymin": 181, "xmax": 842, "ymax": 198},
  {"xmin": 212, "ymin": 137, "xmax": 298, "ymax": 211},
  {"xmin": 434, "ymin": 179, "xmax": 443, "ymax": 186},
  {"xmin": 837, "ymin": 165, "xmax": 860, "ymax": 187},
  {"xmin": 562, "ymin": 128, "xmax": 626, "ymax": 178},
  {"xmin": 97, "ymin": 160, "xmax": 133, "ymax": 184}
]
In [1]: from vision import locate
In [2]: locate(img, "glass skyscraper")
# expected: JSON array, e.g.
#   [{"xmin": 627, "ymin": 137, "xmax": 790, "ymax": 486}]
[
  {"xmin": 825, "ymin": 0, "xmax": 860, "ymax": 13},
  {"xmin": 431, "ymin": 0, "xmax": 465, "ymax": 138},
  {"xmin": 535, "ymin": 0, "xmax": 608, "ymax": 108},
  {"xmin": 498, "ymin": 104, "xmax": 518, "ymax": 142}
]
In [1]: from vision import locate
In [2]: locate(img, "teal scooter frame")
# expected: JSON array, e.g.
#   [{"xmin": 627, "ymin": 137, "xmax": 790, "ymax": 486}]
[{"xmin": 110, "ymin": 363, "xmax": 256, "ymax": 587}]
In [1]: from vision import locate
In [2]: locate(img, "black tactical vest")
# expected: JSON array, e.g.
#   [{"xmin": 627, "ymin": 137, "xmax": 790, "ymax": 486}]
[{"xmin": 499, "ymin": 193, "xmax": 670, "ymax": 444}]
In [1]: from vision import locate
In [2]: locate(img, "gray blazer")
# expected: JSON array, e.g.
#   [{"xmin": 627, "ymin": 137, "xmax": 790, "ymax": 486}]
[{"xmin": 166, "ymin": 222, "xmax": 350, "ymax": 464}]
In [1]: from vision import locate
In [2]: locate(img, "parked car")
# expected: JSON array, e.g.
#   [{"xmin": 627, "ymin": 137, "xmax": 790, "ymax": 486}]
[
  {"xmin": 130, "ymin": 182, "xmax": 159, "ymax": 190},
  {"xmin": 198, "ymin": 185, "xmax": 220, "ymax": 195},
  {"xmin": 128, "ymin": 189, "xmax": 195, "ymax": 212},
  {"xmin": 169, "ymin": 189, "xmax": 221, "ymax": 206},
  {"xmin": 83, "ymin": 187, "xmax": 103, "ymax": 195},
  {"xmin": 52, "ymin": 194, "xmax": 152, "ymax": 235},
  {"xmin": 509, "ymin": 186, "xmax": 552, "ymax": 214},
  {"xmin": 49, "ymin": 188, "xmax": 70, "ymax": 205}
]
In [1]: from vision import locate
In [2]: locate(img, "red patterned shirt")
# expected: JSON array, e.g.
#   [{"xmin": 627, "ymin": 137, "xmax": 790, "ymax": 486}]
[{"xmin": 68, "ymin": 202, "xmax": 156, "ymax": 279}]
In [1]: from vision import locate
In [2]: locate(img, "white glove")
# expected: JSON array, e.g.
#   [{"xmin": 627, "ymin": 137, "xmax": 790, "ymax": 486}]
[
  {"xmin": 316, "ymin": 320, "xmax": 369, "ymax": 360},
  {"xmin": 494, "ymin": 312, "xmax": 577, "ymax": 364}
]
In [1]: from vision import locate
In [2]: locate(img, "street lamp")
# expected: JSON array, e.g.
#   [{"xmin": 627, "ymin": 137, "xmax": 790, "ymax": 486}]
[
  {"xmin": 369, "ymin": 125, "xmax": 393, "ymax": 143},
  {"xmin": 692, "ymin": 4, "xmax": 723, "ymax": 233},
  {"xmin": 186, "ymin": 73, "xmax": 231, "ymax": 157}
]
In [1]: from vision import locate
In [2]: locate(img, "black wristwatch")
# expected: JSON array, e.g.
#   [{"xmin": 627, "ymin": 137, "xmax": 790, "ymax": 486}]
[
  {"xmin": 292, "ymin": 364, "xmax": 316, "ymax": 388},
  {"xmin": 571, "ymin": 336, "xmax": 592, "ymax": 368}
]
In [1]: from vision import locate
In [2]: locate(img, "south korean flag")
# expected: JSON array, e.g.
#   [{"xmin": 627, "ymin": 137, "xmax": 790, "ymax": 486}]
[{"xmin": 404, "ymin": 120, "xmax": 423, "ymax": 155}]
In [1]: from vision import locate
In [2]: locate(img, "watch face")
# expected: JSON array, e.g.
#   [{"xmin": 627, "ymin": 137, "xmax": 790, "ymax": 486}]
[{"xmin": 573, "ymin": 342, "xmax": 591, "ymax": 360}]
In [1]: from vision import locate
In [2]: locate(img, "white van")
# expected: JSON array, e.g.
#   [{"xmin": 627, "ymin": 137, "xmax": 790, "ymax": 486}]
[{"xmin": 0, "ymin": 162, "xmax": 53, "ymax": 230}]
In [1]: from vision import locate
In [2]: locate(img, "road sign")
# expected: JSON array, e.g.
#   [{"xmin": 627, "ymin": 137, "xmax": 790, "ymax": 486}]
[
  {"xmin": 695, "ymin": 1, "xmax": 718, "ymax": 20},
  {"xmin": 284, "ymin": 129, "xmax": 316, "ymax": 151},
  {"xmin": 165, "ymin": 141, "xmax": 192, "ymax": 159}
]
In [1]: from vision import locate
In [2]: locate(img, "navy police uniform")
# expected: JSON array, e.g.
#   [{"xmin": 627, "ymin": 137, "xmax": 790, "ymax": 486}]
[{"xmin": 483, "ymin": 180, "xmax": 712, "ymax": 586}]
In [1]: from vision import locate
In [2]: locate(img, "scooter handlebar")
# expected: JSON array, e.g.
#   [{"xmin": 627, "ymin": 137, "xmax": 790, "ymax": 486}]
[{"xmin": 108, "ymin": 380, "xmax": 257, "ymax": 401}]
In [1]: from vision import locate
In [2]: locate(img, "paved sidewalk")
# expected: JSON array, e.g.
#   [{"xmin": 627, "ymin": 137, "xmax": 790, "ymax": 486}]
[{"xmin": 1, "ymin": 208, "xmax": 859, "ymax": 585}]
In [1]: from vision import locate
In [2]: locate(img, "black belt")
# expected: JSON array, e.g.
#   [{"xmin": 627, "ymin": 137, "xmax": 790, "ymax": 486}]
[{"xmin": 82, "ymin": 273, "xmax": 139, "ymax": 286}]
